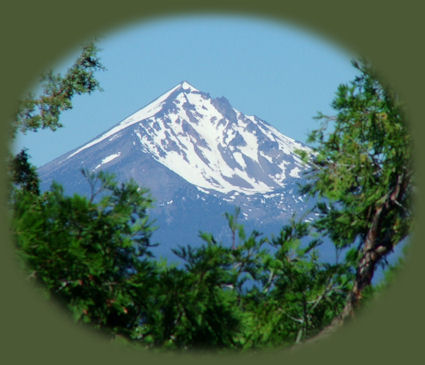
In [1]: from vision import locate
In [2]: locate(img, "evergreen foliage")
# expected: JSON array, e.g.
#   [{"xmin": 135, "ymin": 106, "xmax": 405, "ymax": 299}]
[
  {"xmin": 9, "ymin": 148, "xmax": 40, "ymax": 195},
  {"xmin": 12, "ymin": 170, "xmax": 157, "ymax": 339},
  {"xmin": 12, "ymin": 187, "xmax": 351, "ymax": 349},
  {"xmin": 12, "ymin": 42, "xmax": 104, "ymax": 137},
  {"xmin": 301, "ymin": 59, "xmax": 413, "ymax": 315}
]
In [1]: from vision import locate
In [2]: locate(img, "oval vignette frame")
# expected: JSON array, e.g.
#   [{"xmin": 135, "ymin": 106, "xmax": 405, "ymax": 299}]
[{"xmin": 1, "ymin": 1, "xmax": 424, "ymax": 365}]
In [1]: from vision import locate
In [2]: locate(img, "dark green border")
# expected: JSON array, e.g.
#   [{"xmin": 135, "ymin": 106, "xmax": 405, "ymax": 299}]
[{"xmin": 1, "ymin": 1, "xmax": 424, "ymax": 364}]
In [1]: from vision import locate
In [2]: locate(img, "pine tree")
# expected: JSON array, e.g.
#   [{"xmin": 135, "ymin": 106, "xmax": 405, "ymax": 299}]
[
  {"xmin": 9, "ymin": 41, "xmax": 105, "ymax": 193},
  {"xmin": 302, "ymin": 59, "xmax": 413, "ymax": 319},
  {"xmin": 12, "ymin": 42, "xmax": 104, "ymax": 137},
  {"xmin": 9, "ymin": 149, "xmax": 40, "ymax": 195},
  {"xmin": 12, "ymin": 170, "xmax": 157, "ymax": 339}
]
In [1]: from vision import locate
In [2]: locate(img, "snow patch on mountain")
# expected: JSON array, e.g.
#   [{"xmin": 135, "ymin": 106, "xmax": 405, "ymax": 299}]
[
  {"xmin": 67, "ymin": 83, "xmax": 197, "ymax": 159},
  {"xmin": 94, "ymin": 152, "xmax": 121, "ymax": 170}
]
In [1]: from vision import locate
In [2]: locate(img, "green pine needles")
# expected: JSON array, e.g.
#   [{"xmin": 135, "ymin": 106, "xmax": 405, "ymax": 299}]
[
  {"xmin": 11, "ymin": 174, "xmax": 352, "ymax": 350},
  {"xmin": 12, "ymin": 42, "xmax": 104, "ymax": 137},
  {"xmin": 302, "ymin": 59, "xmax": 413, "ymax": 317}
]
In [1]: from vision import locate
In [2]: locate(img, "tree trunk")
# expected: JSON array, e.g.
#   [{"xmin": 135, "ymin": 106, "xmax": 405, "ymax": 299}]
[
  {"xmin": 349, "ymin": 172, "xmax": 407, "ymax": 311},
  {"xmin": 302, "ymin": 204, "xmax": 392, "ymax": 345},
  {"xmin": 339, "ymin": 203, "xmax": 393, "ymax": 317},
  {"xmin": 301, "ymin": 173, "xmax": 409, "ymax": 346}
]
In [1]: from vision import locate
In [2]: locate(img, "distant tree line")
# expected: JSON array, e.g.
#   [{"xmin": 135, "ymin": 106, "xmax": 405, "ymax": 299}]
[{"xmin": 8, "ymin": 44, "xmax": 412, "ymax": 351}]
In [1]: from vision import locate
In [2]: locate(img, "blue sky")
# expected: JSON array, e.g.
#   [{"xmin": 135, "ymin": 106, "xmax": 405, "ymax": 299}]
[{"xmin": 14, "ymin": 15, "xmax": 358, "ymax": 167}]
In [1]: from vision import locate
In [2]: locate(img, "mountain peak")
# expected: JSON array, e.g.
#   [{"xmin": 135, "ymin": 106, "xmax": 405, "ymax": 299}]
[
  {"xmin": 178, "ymin": 80, "xmax": 198, "ymax": 91},
  {"xmin": 38, "ymin": 82, "xmax": 316, "ymax": 262},
  {"xmin": 65, "ymin": 82, "xmax": 311, "ymax": 195}
]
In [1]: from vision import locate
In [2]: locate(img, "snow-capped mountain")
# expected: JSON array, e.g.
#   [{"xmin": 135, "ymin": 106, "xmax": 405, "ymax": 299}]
[{"xmin": 38, "ymin": 81, "xmax": 316, "ymax": 260}]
